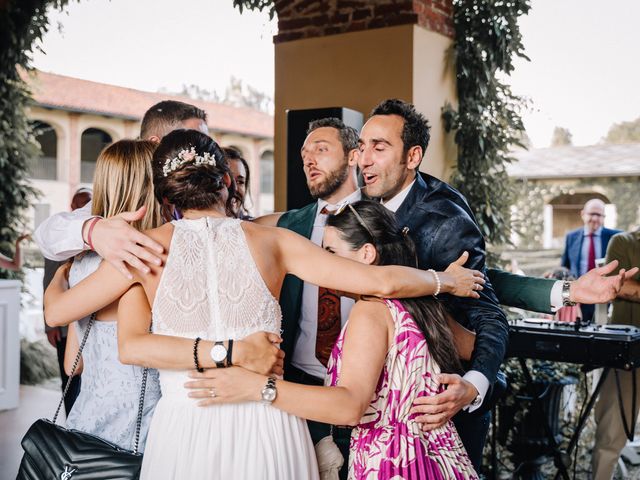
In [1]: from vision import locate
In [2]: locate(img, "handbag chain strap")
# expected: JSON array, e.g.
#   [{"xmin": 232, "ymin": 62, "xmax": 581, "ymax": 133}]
[{"xmin": 52, "ymin": 313, "xmax": 149, "ymax": 454}]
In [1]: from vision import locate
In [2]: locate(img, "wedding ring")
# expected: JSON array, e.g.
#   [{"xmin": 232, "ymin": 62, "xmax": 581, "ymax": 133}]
[{"xmin": 209, "ymin": 388, "xmax": 216, "ymax": 398}]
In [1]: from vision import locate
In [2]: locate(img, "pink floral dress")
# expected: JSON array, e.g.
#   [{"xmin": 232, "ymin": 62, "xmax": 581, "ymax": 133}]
[{"xmin": 325, "ymin": 299, "xmax": 478, "ymax": 480}]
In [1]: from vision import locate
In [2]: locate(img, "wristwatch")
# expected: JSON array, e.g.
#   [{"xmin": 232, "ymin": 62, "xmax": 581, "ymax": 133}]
[
  {"xmin": 261, "ymin": 376, "xmax": 277, "ymax": 405},
  {"xmin": 561, "ymin": 281, "xmax": 576, "ymax": 307},
  {"xmin": 470, "ymin": 394, "xmax": 482, "ymax": 408},
  {"xmin": 210, "ymin": 341, "xmax": 227, "ymax": 368}
]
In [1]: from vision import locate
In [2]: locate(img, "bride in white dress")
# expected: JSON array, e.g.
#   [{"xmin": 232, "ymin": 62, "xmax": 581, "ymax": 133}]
[{"xmin": 44, "ymin": 129, "xmax": 485, "ymax": 479}]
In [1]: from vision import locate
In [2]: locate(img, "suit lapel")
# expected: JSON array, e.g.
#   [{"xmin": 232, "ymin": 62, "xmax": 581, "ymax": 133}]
[{"xmin": 395, "ymin": 174, "xmax": 427, "ymax": 225}]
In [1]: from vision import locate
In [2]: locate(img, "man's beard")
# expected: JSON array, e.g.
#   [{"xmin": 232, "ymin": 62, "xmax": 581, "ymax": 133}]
[{"xmin": 308, "ymin": 165, "xmax": 349, "ymax": 200}]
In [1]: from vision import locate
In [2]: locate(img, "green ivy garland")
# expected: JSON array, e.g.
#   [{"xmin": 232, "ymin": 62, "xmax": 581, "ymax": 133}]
[
  {"xmin": 0, "ymin": 1, "xmax": 71, "ymax": 278},
  {"xmin": 443, "ymin": 0, "xmax": 531, "ymax": 248}
]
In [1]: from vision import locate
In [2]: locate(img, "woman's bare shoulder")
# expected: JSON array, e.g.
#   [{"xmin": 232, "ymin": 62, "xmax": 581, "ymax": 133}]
[
  {"xmin": 349, "ymin": 298, "xmax": 393, "ymax": 327},
  {"xmin": 143, "ymin": 223, "xmax": 174, "ymax": 251}
]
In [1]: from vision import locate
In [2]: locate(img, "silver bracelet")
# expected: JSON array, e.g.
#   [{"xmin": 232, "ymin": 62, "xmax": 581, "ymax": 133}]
[{"xmin": 427, "ymin": 269, "xmax": 441, "ymax": 296}]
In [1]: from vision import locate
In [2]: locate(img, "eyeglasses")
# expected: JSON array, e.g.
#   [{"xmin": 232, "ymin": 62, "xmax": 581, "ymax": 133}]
[
  {"xmin": 585, "ymin": 212, "xmax": 604, "ymax": 218},
  {"xmin": 333, "ymin": 203, "xmax": 374, "ymax": 238}
]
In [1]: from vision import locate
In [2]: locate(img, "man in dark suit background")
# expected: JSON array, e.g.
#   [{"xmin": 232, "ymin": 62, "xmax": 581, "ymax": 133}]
[{"xmin": 561, "ymin": 198, "xmax": 621, "ymax": 320}]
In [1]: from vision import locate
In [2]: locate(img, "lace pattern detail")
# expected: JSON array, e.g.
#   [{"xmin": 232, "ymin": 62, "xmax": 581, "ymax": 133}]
[{"xmin": 152, "ymin": 217, "xmax": 281, "ymax": 340}]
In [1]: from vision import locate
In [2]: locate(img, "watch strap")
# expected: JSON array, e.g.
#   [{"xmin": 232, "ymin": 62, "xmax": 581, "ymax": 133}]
[{"xmin": 226, "ymin": 339, "xmax": 234, "ymax": 367}]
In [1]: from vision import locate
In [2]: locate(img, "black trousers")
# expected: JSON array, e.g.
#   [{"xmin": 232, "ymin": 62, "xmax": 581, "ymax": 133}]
[
  {"xmin": 55, "ymin": 336, "xmax": 81, "ymax": 416},
  {"xmin": 453, "ymin": 409, "xmax": 491, "ymax": 472},
  {"xmin": 287, "ymin": 365, "xmax": 351, "ymax": 480}
]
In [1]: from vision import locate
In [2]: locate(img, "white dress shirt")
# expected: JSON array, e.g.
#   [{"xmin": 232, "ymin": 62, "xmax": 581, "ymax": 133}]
[
  {"xmin": 34, "ymin": 202, "xmax": 94, "ymax": 261},
  {"xmin": 290, "ymin": 189, "xmax": 362, "ymax": 379}
]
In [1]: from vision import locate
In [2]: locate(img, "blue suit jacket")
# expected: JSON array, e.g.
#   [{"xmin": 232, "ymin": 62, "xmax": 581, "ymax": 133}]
[
  {"xmin": 394, "ymin": 173, "xmax": 508, "ymax": 385},
  {"xmin": 561, "ymin": 227, "xmax": 621, "ymax": 278}
]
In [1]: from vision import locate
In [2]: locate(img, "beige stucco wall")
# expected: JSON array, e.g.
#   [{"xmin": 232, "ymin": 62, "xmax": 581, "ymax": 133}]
[
  {"xmin": 412, "ymin": 26, "xmax": 458, "ymax": 180},
  {"xmin": 273, "ymin": 24, "xmax": 456, "ymax": 210}
]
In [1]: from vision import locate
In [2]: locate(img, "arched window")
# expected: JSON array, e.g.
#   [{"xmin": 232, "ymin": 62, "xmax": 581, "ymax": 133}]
[
  {"xmin": 258, "ymin": 150, "xmax": 274, "ymax": 214},
  {"xmin": 29, "ymin": 121, "xmax": 57, "ymax": 180},
  {"xmin": 81, "ymin": 128, "xmax": 112, "ymax": 183},
  {"xmin": 260, "ymin": 150, "xmax": 274, "ymax": 195}
]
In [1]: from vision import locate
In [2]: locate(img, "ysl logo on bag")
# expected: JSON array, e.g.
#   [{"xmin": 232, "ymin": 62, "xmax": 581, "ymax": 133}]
[{"xmin": 61, "ymin": 465, "xmax": 77, "ymax": 480}]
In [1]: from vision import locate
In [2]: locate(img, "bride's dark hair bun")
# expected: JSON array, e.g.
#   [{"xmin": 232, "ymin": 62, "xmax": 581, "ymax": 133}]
[{"xmin": 153, "ymin": 129, "xmax": 235, "ymax": 213}]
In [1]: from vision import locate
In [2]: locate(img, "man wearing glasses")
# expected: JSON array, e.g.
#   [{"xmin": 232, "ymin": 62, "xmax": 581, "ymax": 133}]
[{"xmin": 561, "ymin": 198, "xmax": 621, "ymax": 320}]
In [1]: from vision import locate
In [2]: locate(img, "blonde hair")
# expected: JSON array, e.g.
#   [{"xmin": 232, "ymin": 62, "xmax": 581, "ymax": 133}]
[{"xmin": 91, "ymin": 140, "xmax": 163, "ymax": 230}]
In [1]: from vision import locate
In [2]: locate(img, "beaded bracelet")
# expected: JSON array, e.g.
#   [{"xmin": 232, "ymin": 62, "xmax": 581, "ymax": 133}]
[
  {"xmin": 427, "ymin": 269, "xmax": 441, "ymax": 297},
  {"xmin": 193, "ymin": 337, "xmax": 204, "ymax": 373}
]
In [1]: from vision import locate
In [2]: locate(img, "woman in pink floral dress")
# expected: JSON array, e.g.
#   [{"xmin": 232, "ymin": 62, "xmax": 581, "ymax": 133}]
[{"xmin": 188, "ymin": 200, "xmax": 479, "ymax": 479}]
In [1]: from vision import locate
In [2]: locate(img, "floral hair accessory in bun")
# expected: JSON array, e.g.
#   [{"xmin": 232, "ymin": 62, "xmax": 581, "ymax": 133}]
[{"xmin": 162, "ymin": 146, "xmax": 216, "ymax": 177}]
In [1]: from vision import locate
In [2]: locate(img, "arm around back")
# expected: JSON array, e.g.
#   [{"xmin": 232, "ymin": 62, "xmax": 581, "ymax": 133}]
[
  {"xmin": 34, "ymin": 202, "xmax": 93, "ymax": 261},
  {"xmin": 487, "ymin": 268, "xmax": 554, "ymax": 313}
]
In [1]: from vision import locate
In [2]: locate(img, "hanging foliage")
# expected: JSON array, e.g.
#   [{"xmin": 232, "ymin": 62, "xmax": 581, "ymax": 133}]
[
  {"xmin": 442, "ymin": 0, "xmax": 530, "ymax": 247},
  {"xmin": 233, "ymin": 0, "xmax": 275, "ymax": 18},
  {"xmin": 0, "ymin": 1, "xmax": 72, "ymax": 278}
]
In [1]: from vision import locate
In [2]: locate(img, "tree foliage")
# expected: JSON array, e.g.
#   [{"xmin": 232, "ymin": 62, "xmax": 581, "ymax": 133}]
[
  {"xmin": 603, "ymin": 116, "xmax": 640, "ymax": 144},
  {"xmin": 442, "ymin": 0, "xmax": 531, "ymax": 247},
  {"xmin": 550, "ymin": 126, "xmax": 572, "ymax": 147},
  {"xmin": 0, "ymin": 1, "xmax": 70, "ymax": 277},
  {"xmin": 233, "ymin": 0, "xmax": 275, "ymax": 18}
]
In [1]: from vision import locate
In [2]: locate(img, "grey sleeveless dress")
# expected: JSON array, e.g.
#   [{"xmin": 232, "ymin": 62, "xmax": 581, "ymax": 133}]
[{"xmin": 65, "ymin": 252, "xmax": 161, "ymax": 451}]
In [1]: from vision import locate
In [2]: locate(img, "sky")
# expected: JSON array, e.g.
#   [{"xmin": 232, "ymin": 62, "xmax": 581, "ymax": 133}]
[{"xmin": 31, "ymin": 0, "xmax": 640, "ymax": 148}]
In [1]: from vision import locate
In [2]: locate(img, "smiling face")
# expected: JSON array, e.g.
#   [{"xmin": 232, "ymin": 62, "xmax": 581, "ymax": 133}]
[
  {"xmin": 229, "ymin": 158, "xmax": 247, "ymax": 201},
  {"xmin": 357, "ymin": 115, "xmax": 420, "ymax": 202},
  {"xmin": 301, "ymin": 127, "xmax": 350, "ymax": 201},
  {"xmin": 581, "ymin": 199, "xmax": 606, "ymax": 233}
]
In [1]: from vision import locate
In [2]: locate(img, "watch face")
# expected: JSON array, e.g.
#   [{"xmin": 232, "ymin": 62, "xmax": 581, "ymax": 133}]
[
  {"xmin": 211, "ymin": 344, "xmax": 227, "ymax": 363},
  {"xmin": 261, "ymin": 387, "xmax": 277, "ymax": 403}
]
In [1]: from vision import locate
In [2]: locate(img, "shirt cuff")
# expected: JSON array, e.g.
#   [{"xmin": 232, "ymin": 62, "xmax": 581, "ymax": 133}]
[
  {"xmin": 549, "ymin": 280, "xmax": 563, "ymax": 312},
  {"xmin": 462, "ymin": 370, "xmax": 490, "ymax": 413}
]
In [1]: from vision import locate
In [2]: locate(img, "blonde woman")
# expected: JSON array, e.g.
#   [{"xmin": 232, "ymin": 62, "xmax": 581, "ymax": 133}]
[{"xmin": 51, "ymin": 139, "xmax": 164, "ymax": 450}]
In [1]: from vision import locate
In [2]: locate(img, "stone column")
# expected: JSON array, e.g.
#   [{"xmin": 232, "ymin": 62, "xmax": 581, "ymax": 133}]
[
  {"xmin": 68, "ymin": 112, "xmax": 81, "ymax": 198},
  {"xmin": 273, "ymin": 0, "xmax": 456, "ymax": 210}
]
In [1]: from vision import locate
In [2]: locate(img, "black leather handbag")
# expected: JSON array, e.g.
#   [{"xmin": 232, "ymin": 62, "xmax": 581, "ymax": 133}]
[{"xmin": 16, "ymin": 314, "xmax": 149, "ymax": 480}]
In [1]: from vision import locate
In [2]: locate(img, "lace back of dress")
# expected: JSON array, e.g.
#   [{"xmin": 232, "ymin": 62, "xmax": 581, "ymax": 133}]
[{"xmin": 153, "ymin": 217, "xmax": 281, "ymax": 340}]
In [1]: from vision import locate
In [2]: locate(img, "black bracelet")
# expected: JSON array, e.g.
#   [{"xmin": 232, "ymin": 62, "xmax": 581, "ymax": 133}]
[
  {"xmin": 193, "ymin": 337, "xmax": 204, "ymax": 373},
  {"xmin": 226, "ymin": 339, "xmax": 234, "ymax": 367}
]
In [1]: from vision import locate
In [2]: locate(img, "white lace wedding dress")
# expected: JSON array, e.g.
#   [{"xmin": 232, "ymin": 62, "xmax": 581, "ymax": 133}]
[{"xmin": 140, "ymin": 216, "xmax": 318, "ymax": 479}]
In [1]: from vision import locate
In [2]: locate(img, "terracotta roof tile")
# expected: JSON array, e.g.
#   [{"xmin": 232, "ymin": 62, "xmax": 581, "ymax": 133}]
[
  {"xmin": 508, "ymin": 143, "xmax": 640, "ymax": 179},
  {"xmin": 23, "ymin": 70, "xmax": 273, "ymax": 138}
]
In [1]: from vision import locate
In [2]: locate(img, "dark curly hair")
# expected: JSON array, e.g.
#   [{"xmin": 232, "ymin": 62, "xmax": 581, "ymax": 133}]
[
  {"xmin": 152, "ymin": 129, "xmax": 237, "ymax": 216},
  {"xmin": 371, "ymin": 99, "xmax": 431, "ymax": 164},
  {"xmin": 326, "ymin": 200, "xmax": 462, "ymax": 374}
]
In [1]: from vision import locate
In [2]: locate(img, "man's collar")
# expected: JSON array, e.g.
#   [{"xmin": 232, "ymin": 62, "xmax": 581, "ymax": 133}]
[
  {"xmin": 584, "ymin": 226, "xmax": 603, "ymax": 236},
  {"xmin": 317, "ymin": 189, "xmax": 362, "ymax": 216},
  {"xmin": 382, "ymin": 179, "xmax": 417, "ymax": 213}
]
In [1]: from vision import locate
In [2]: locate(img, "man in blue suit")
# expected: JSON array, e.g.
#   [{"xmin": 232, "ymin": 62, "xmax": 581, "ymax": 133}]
[{"xmin": 561, "ymin": 198, "xmax": 621, "ymax": 320}]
